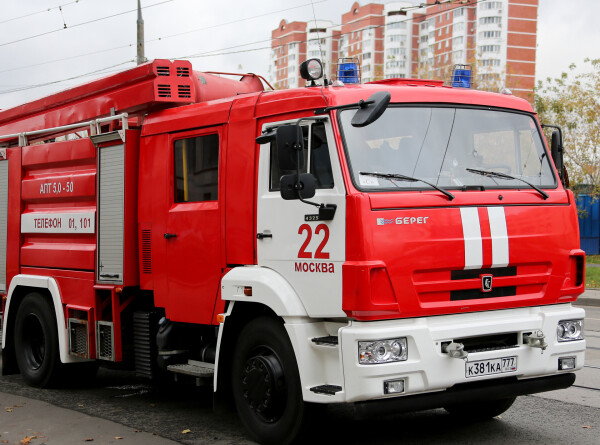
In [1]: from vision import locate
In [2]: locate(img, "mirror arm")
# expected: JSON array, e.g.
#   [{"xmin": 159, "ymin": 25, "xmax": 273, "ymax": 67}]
[
  {"xmin": 314, "ymin": 99, "xmax": 375, "ymax": 115},
  {"xmin": 541, "ymin": 124, "xmax": 564, "ymax": 152}
]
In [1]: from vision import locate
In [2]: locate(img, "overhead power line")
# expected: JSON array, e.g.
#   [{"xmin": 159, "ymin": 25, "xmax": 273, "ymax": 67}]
[
  {"xmin": 0, "ymin": 0, "xmax": 483, "ymax": 95},
  {"xmin": 0, "ymin": 61, "xmax": 134, "ymax": 95},
  {"xmin": 0, "ymin": 0, "xmax": 174, "ymax": 48},
  {"xmin": 178, "ymin": 0, "xmax": 485, "ymax": 61},
  {"xmin": 0, "ymin": 0, "xmax": 82, "ymax": 25},
  {"xmin": 0, "ymin": 0, "xmax": 329, "ymax": 75}
]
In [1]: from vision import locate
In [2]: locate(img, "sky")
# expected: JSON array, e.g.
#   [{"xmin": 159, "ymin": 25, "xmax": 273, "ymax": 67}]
[{"xmin": 0, "ymin": 0, "xmax": 598, "ymax": 110}]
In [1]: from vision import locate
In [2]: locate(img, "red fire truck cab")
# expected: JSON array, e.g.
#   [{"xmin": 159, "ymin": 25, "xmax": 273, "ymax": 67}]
[{"xmin": 0, "ymin": 59, "xmax": 586, "ymax": 444}]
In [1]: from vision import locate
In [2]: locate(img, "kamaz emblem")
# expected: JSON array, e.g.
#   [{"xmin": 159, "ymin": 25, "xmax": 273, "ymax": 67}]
[{"xmin": 481, "ymin": 275, "xmax": 493, "ymax": 292}]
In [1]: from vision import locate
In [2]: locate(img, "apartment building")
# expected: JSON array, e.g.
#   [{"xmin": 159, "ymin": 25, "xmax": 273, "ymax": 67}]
[{"xmin": 269, "ymin": 0, "xmax": 538, "ymax": 101}]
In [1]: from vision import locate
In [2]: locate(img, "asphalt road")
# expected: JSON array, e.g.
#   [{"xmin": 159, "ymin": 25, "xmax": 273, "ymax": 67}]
[{"xmin": 1, "ymin": 305, "xmax": 599, "ymax": 445}]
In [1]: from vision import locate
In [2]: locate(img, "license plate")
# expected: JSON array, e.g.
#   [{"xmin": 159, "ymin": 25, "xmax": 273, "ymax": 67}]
[{"xmin": 465, "ymin": 356, "xmax": 517, "ymax": 378}]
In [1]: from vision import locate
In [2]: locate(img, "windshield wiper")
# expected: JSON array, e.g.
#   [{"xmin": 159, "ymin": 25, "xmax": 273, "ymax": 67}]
[
  {"xmin": 466, "ymin": 168, "xmax": 549, "ymax": 200},
  {"xmin": 359, "ymin": 171, "xmax": 455, "ymax": 200}
]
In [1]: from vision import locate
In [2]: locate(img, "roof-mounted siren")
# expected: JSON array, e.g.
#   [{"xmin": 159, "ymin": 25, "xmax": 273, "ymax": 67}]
[
  {"xmin": 337, "ymin": 57, "xmax": 360, "ymax": 85},
  {"xmin": 451, "ymin": 64, "xmax": 472, "ymax": 88},
  {"xmin": 300, "ymin": 58, "xmax": 324, "ymax": 86}
]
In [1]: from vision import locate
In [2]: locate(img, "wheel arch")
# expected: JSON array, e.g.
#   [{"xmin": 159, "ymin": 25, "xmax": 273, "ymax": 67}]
[
  {"xmin": 2, "ymin": 275, "xmax": 78, "ymax": 365},
  {"xmin": 213, "ymin": 300, "xmax": 281, "ymax": 408}
]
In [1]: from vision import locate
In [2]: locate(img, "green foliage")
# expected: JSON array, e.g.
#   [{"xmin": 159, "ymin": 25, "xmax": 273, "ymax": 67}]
[
  {"xmin": 585, "ymin": 265, "xmax": 600, "ymax": 288},
  {"xmin": 535, "ymin": 59, "xmax": 600, "ymax": 198}
]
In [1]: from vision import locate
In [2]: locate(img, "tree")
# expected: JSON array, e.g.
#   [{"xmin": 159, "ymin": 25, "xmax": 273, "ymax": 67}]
[{"xmin": 535, "ymin": 59, "xmax": 600, "ymax": 196}]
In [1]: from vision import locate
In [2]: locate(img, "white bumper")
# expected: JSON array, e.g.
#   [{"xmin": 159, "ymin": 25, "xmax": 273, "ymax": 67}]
[{"xmin": 293, "ymin": 304, "xmax": 585, "ymax": 404}]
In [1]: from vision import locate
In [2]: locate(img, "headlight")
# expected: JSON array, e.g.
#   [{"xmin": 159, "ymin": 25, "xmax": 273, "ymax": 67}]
[
  {"xmin": 359, "ymin": 338, "xmax": 407, "ymax": 364},
  {"xmin": 557, "ymin": 320, "xmax": 584, "ymax": 342}
]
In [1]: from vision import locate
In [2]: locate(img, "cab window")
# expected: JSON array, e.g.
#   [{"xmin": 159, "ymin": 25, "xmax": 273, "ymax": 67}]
[
  {"xmin": 174, "ymin": 134, "xmax": 219, "ymax": 202},
  {"xmin": 269, "ymin": 121, "xmax": 334, "ymax": 191}
]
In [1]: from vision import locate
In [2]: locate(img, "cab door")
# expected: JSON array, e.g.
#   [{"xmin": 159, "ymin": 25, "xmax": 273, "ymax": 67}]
[
  {"xmin": 164, "ymin": 128, "xmax": 223, "ymax": 324},
  {"xmin": 256, "ymin": 118, "xmax": 346, "ymax": 317}
]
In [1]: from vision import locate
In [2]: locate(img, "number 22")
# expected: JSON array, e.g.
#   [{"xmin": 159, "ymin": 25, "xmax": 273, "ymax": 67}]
[{"xmin": 298, "ymin": 224, "xmax": 330, "ymax": 259}]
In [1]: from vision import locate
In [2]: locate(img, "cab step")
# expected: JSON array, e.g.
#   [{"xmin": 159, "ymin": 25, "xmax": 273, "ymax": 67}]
[
  {"xmin": 310, "ymin": 384, "xmax": 343, "ymax": 395},
  {"xmin": 167, "ymin": 360, "xmax": 214, "ymax": 385},
  {"xmin": 311, "ymin": 336, "xmax": 338, "ymax": 346}
]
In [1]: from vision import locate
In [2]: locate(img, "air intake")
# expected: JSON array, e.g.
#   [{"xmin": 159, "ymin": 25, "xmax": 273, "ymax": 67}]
[
  {"xmin": 96, "ymin": 321, "xmax": 115, "ymax": 361},
  {"xmin": 141, "ymin": 229, "xmax": 152, "ymax": 274},
  {"xmin": 178, "ymin": 85, "xmax": 192, "ymax": 99},
  {"xmin": 69, "ymin": 319, "xmax": 89, "ymax": 358},
  {"xmin": 156, "ymin": 66, "xmax": 170, "ymax": 76},
  {"xmin": 177, "ymin": 67, "xmax": 191, "ymax": 77},
  {"xmin": 157, "ymin": 84, "xmax": 171, "ymax": 98}
]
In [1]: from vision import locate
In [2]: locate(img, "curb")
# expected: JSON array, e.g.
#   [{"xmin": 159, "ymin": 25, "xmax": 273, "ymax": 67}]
[{"xmin": 576, "ymin": 297, "xmax": 600, "ymax": 308}]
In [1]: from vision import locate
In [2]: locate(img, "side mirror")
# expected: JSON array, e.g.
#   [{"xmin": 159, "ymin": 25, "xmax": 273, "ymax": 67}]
[
  {"xmin": 276, "ymin": 124, "xmax": 305, "ymax": 171},
  {"xmin": 550, "ymin": 129, "xmax": 565, "ymax": 185},
  {"xmin": 351, "ymin": 91, "xmax": 391, "ymax": 127},
  {"xmin": 280, "ymin": 173, "xmax": 316, "ymax": 200}
]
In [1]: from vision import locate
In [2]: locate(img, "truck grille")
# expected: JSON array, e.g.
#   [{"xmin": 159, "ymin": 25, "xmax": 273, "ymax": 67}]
[{"xmin": 414, "ymin": 263, "xmax": 550, "ymax": 304}]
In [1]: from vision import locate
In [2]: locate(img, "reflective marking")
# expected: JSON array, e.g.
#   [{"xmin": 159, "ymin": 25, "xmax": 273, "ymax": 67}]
[
  {"xmin": 460, "ymin": 207, "xmax": 482, "ymax": 270},
  {"xmin": 488, "ymin": 207, "xmax": 509, "ymax": 268}
]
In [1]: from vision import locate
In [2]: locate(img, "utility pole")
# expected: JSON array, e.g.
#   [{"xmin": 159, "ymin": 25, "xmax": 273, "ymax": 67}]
[{"xmin": 136, "ymin": 0, "xmax": 147, "ymax": 65}]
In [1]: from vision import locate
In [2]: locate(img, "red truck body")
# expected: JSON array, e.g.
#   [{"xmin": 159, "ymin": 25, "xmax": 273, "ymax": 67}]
[{"xmin": 0, "ymin": 59, "xmax": 586, "ymax": 444}]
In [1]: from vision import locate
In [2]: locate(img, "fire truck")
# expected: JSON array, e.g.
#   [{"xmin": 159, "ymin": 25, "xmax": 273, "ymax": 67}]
[{"xmin": 0, "ymin": 59, "xmax": 586, "ymax": 444}]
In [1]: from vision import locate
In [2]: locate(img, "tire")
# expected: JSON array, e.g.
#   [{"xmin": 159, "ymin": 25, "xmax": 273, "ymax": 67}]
[
  {"xmin": 231, "ymin": 317, "xmax": 305, "ymax": 445},
  {"xmin": 444, "ymin": 396, "xmax": 516, "ymax": 420},
  {"xmin": 13, "ymin": 293, "xmax": 62, "ymax": 388}
]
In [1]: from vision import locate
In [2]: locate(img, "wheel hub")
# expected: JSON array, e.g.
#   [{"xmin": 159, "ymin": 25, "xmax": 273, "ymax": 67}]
[
  {"xmin": 241, "ymin": 354, "xmax": 285, "ymax": 422},
  {"xmin": 23, "ymin": 313, "xmax": 46, "ymax": 370}
]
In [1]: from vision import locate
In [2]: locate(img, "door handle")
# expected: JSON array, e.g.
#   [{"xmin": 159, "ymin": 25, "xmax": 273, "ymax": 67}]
[
  {"xmin": 257, "ymin": 233, "xmax": 273, "ymax": 240},
  {"xmin": 164, "ymin": 233, "xmax": 177, "ymax": 239}
]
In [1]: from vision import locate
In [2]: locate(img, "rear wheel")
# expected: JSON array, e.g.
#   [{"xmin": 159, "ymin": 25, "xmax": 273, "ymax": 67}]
[
  {"xmin": 231, "ymin": 317, "xmax": 305, "ymax": 445},
  {"xmin": 14, "ymin": 293, "xmax": 62, "ymax": 388},
  {"xmin": 444, "ymin": 396, "xmax": 516, "ymax": 420}
]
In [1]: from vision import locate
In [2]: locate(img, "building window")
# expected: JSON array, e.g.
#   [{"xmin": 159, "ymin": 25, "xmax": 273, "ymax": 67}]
[
  {"xmin": 363, "ymin": 52, "xmax": 371, "ymax": 60},
  {"xmin": 453, "ymin": 22, "xmax": 465, "ymax": 32},
  {"xmin": 481, "ymin": 59, "xmax": 501, "ymax": 67},
  {"xmin": 453, "ymin": 36, "xmax": 464, "ymax": 45},
  {"xmin": 481, "ymin": 2, "xmax": 503, "ymax": 10},
  {"xmin": 481, "ymin": 30, "xmax": 502, "ymax": 39},
  {"xmin": 480, "ymin": 45, "xmax": 501, "ymax": 53},
  {"xmin": 388, "ymin": 21, "xmax": 407, "ymax": 30},
  {"xmin": 388, "ymin": 35, "xmax": 406, "ymax": 43},
  {"xmin": 453, "ymin": 8, "xmax": 464, "ymax": 18},
  {"xmin": 174, "ymin": 134, "xmax": 219, "ymax": 202},
  {"xmin": 387, "ymin": 47, "xmax": 405, "ymax": 56},
  {"xmin": 480, "ymin": 17, "xmax": 502, "ymax": 25}
]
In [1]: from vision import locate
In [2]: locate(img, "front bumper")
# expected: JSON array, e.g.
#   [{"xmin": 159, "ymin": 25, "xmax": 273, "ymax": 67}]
[
  {"xmin": 353, "ymin": 373, "xmax": 575, "ymax": 417},
  {"xmin": 339, "ymin": 304, "xmax": 584, "ymax": 403}
]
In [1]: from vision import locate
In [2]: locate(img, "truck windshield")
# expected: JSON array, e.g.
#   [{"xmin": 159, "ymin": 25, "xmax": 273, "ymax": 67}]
[{"xmin": 339, "ymin": 106, "xmax": 556, "ymax": 191}]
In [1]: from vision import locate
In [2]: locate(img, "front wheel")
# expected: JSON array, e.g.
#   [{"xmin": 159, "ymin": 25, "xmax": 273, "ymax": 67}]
[
  {"xmin": 444, "ymin": 396, "xmax": 516, "ymax": 420},
  {"xmin": 13, "ymin": 293, "xmax": 62, "ymax": 388},
  {"xmin": 231, "ymin": 317, "xmax": 305, "ymax": 445}
]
